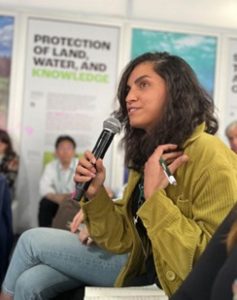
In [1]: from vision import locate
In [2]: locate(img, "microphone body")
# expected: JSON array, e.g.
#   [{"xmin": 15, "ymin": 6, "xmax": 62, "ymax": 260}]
[{"xmin": 73, "ymin": 117, "xmax": 121, "ymax": 201}]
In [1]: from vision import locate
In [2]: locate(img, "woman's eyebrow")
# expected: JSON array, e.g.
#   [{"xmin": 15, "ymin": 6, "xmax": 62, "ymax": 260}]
[
  {"xmin": 134, "ymin": 75, "xmax": 150, "ymax": 85},
  {"xmin": 127, "ymin": 75, "xmax": 150, "ymax": 89}
]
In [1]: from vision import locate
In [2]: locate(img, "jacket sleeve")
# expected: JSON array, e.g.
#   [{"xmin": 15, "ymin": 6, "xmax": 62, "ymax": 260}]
[
  {"xmin": 137, "ymin": 163, "xmax": 237, "ymax": 285},
  {"xmin": 81, "ymin": 185, "xmax": 133, "ymax": 254}
]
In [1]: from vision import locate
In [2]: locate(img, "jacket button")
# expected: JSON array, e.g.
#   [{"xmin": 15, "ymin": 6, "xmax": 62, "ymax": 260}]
[{"xmin": 166, "ymin": 270, "xmax": 176, "ymax": 281}]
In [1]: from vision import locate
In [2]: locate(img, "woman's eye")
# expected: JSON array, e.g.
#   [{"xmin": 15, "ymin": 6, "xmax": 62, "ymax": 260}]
[{"xmin": 139, "ymin": 81, "xmax": 149, "ymax": 89}]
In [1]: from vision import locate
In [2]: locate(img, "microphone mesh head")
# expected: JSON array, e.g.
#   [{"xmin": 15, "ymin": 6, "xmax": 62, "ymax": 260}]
[{"xmin": 103, "ymin": 117, "xmax": 121, "ymax": 134}]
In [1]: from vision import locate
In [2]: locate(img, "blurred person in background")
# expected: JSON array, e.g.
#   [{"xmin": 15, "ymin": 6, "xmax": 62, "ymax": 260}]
[
  {"xmin": 38, "ymin": 135, "xmax": 78, "ymax": 227},
  {"xmin": 225, "ymin": 121, "xmax": 237, "ymax": 154},
  {"xmin": 0, "ymin": 129, "xmax": 19, "ymax": 198},
  {"xmin": 0, "ymin": 129, "xmax": 16, "ymax": 287},
  {"xmin": 0, "ymin": 175, "xmax": 13, "ymax": 288}
]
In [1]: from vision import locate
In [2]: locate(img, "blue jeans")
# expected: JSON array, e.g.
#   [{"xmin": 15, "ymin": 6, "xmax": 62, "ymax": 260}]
[{"xmin": 1, "ymin": 228, "xmax": 128, "ymax": 300}]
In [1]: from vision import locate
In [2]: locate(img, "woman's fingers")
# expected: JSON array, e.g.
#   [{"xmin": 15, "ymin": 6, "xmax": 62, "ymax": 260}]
[
  {"xmin": 74, "ymin": 168, "xmax": 95, "ymax": 183},
  {"xmin": 70, "ymin": 217, "xmax": 80, "ymax": 233},
  {"xmin": 155, "ymin": 144, "xmax": 178, "ymax": 153},
  {"xmin": 162, "ymin": 151, "xmax": 183, "ymax": 164},
  {"xmin": 70, "ymin": 210, "xmax": 84, "ymax": 233},
  {"xmin": 95, "ymin": 159, "xmax": 104, "ymax": 173},
  {"xmin": 74, "ymin": 151, "xmax": 97, "ymax": 183},
  {"xmin": 78, "ymin": 226, "xmax": 93, "ymax": 245},
  {"xmin": 85, "ymin": 237, "xmax": 93, "ymax": 245},
  {"xmin": 168, "ymin": 154, "xmax": 189, "ymax": 174},
  {"xmin": 84, "ymin": 150, "xmax": 96, "ymax": 164},
  {"xmin": 153, "ymin": 144, "xmax": 185, "ymax": 165},
  {"xmin": 144, "ymin": 144, "xmax": 189, "ymax": 197},
  {"xmin": 74, "ymin": 151, "xmax": 106, "ymax": 199}
]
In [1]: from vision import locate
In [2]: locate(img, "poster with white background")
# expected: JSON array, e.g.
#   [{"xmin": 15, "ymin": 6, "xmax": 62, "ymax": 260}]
[
  {"xmin": 225, "ymin": 38, "xmax": 237, "ymax": 124},
  {"xmin": 17, "ymin": 18, "xmax": 120, "ymax": 230}
]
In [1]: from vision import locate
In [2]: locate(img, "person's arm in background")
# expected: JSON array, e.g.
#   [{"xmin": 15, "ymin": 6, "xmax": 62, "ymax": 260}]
[
  {"xmin": 39, "ymin": 162, "xmax": 71, "ymax": 205},
  {"xmin": 2, "ymin": 154, "xmax": 19, "ymax": 190}
]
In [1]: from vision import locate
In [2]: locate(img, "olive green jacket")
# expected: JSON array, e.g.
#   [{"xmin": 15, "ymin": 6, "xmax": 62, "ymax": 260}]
[{"xmin": 81, "ymin": 123, "xmax": 237, "ymax": 296}]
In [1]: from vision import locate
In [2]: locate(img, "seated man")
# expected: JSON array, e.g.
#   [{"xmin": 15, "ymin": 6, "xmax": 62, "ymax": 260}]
[{"xmin": 38, "ymin": 135, "xmax": 78, "ymax": 227}]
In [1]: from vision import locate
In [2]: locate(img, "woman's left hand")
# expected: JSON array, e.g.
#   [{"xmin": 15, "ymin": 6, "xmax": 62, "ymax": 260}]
[
  {"xmin": 78, "ymin": 225, "xmax": 93, "ymax": 245},
  {"xmin": 70, "ymin": 209, "xmax": 93, "ymax": 245},
  {"xmin": 144, "ymin": 144, "xmax": 189, "ymax": 199},
  {"xmin": 70, "ymin": 209, "xmax": 84, "ymax": 233}
]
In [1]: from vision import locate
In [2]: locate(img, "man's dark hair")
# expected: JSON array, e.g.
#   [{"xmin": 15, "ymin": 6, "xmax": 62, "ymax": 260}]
[{"xmin": 55, "ymin": 135, "xmax": 76, "ymax": 149}]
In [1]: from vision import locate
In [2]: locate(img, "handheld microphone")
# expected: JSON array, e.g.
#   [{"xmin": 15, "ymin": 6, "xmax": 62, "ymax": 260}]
[{"xmin": 73, "ymin": 117, "xmax": 121, "ymax": 201}]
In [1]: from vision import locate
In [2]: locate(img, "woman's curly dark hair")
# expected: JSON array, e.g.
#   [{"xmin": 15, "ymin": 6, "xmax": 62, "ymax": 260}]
[
  {"xmin": 114, "ymin": 52, "xmax": 218, "ymax": 171},
  {"xmin": 0, "ymin": 129, "xmax": 16, "ymax": 157}
]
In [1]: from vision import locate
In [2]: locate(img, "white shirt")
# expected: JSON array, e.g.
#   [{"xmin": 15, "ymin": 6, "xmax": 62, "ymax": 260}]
[{"xmin": 39, "ymin": 157, "xmax": 78, "ymax": 197}]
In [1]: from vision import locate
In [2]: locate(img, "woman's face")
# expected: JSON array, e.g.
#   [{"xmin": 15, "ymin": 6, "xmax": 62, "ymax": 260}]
[{"xmin": 125, "ymin": 62, "xmax": 167, "ymax": 132}]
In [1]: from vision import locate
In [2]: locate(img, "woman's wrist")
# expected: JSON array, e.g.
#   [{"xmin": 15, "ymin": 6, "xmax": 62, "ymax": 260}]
[{"xmin": 85, "ymin": 185, "xmax": 103, "ymax": 201}]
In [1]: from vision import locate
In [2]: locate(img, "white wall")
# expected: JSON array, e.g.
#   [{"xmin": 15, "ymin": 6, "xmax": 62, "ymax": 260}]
[
  {"xmin": 1, "ymin": 0, "xmax": 237, "ymax": 231},
  {"xmin": 132, "ymin": 0, "xmax": 237, "ymax": 29},
  {"xmin": 1, "ymin": 0, "xmax": 237, "ymax": 29}
]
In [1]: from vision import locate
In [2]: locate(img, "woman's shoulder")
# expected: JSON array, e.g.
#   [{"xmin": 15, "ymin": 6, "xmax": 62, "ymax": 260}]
[
  {"xmin": 186, "ymin": 131, "xmax": 236, "ymax": 166},
  {"xmin": 188, "ymin": 131, "xmax": 228, "ymax": 151}
]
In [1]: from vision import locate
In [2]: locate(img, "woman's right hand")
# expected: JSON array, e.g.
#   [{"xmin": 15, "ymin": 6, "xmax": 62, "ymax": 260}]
[
  {"xmin": 74, "ymin": 150, "xmax": 106, "ymax": 199},
  {"xmin": 144, "ymin": 144, "xmax": 189, "ymax": 199}
]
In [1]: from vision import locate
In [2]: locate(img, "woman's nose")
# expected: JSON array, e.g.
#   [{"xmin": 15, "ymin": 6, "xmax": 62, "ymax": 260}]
[{"xmin": 125, "ymin": 87, "xmax": 137, "ymax": 103}]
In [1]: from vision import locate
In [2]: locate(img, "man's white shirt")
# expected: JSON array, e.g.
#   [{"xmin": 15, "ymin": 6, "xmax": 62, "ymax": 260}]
[{"xmin": 39, "ymin": 157, "xmax": 78, "ymax": 197}]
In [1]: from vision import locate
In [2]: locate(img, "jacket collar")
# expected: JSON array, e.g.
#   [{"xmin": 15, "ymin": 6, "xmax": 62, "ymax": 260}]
[{"xmin": 183, "ymin": 122, "xmax": 206, "ymax": 148}]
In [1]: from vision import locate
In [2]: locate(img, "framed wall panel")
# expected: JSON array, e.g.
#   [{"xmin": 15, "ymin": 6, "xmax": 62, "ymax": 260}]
[
  {"xmin": 132, "ymin": 28, "xmax": 218, "ymax": 97},
  {"xmin": 225, "ymin": 37, "xmax": 237, "ymax": 123},
  {"xmin": 0, "ymin": 15, "xmax": 14, "ymax": 128},
  {"xmin": 18, "ymin": 17, "xmax": 121, "ymax": 228}
]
